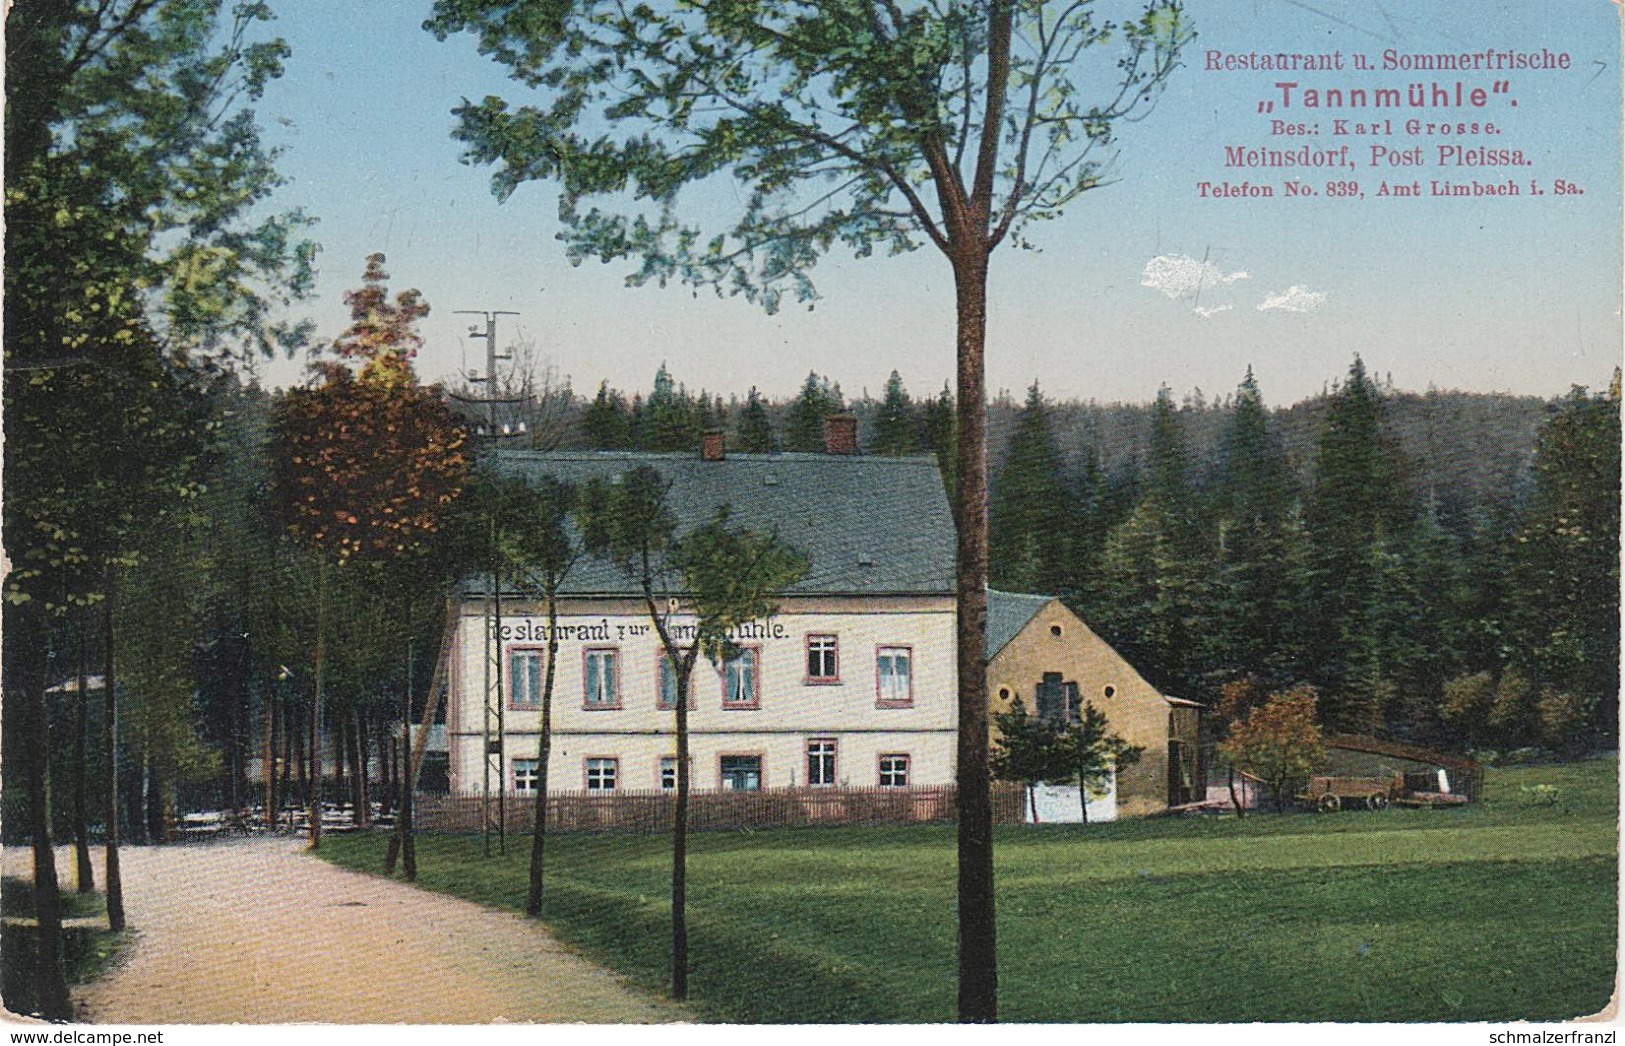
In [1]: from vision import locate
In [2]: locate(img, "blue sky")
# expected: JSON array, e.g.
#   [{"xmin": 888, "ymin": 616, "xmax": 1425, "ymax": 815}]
[{"xmin": 250, "ymin": 1, "xmax": 1622, "ymax": 406}]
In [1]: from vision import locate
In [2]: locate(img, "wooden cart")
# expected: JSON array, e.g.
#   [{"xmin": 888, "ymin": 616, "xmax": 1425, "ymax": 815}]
[{"xmin": 1299, "ymin": 774, "xmax": 1398, "ymax": 813}]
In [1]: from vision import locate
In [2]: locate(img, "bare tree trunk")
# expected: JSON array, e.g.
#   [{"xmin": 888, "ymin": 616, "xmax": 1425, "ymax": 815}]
[
  {"xmin": 348, "ymin": 708, "xmax": 370, "ymax": 827},
  {"xmin": 526, "ymin": 596, "xmax": 561, "ymax": 916},
  {"xmin": 309, "ymin": 561, "xmax": 326, "ymax": 849},
  {"xmin": 73, "ymin": 616, "xmax": 94, "ymax": 893},
  {"xmin": 14, "ymin": 606, "xmax": 71, "ymax": 1019},
  {"xmin": 1228, "ymin": 766, "xmax": 1246, "ymax": 818},
  {"xmin": 102, "ymin": 568, "xmax": 125, "ymax": 931},
  {"xmin": 672, "ymin": 675, "xmax": 690, "ymax": 1000},
  {"xmin": 952, "ymin": 245, "xmax": 996, "ymax": 1024}
]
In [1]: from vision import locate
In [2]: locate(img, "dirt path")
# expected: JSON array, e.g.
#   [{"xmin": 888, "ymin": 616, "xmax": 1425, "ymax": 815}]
[{"xmin": 30, "ymin": 837, "xmax": 686, "ymax": 1024}]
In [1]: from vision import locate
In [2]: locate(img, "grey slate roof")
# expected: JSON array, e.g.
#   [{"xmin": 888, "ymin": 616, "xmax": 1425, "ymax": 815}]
[
  {"xmin": 986, "ymin": 589, "xmax": 1054, "ymax": 659},
  {"xmin": 476, "ymin": 449, "xmax": 955, "ymax": 597}
]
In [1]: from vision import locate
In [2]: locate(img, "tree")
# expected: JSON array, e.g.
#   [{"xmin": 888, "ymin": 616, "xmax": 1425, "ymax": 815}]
[
  {"xmin": 271, "ymin": 255, "xmax": 470, "ymax": 848},
  {"xmin": 735, "ymin": 386, "xmax": 779, "ymax": 453},
  {"xmin": 1055, "ymin": 701, "xmax": 1142, "ymax": 824},
  {"xmin": 990, "ymin": 698, "xmax": 1062, "ymax": 822},
  {"xmin": 424, "ymin": 2, "xmax": 1192, "ymax": 1018},
  {"xmin": 584, "ymin": 380, "xmax": 635, "ymax": 449},
  {"xmin": 990, "ymin": 382, "xmax": 1072, "ymax": 594},
  {"xmin": 783, "ymin": 371, "xmax": 843, "ymax": 453},
  {"xmin": 868, "ymin": 370, "xmax": 921, "ymax": 456},
  {"xmin": 577, "ymin": 466, "xmax": 805, "ymax": 1000},
  {"xmin": 1217, "ymin": 686, "xmax": 1327, "ymax": 812}
]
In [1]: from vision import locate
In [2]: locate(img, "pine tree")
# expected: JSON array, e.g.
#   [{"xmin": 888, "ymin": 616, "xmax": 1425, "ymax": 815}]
[
  {"xmin": 735, "ymin": 387, "xmax": 778, "ymax": 453},
  {"xmin": 922, "ymin": 382, "xmax": 957, "ymax": 500},
  {"xmin": 783, "ymin": 371, "xmax": 841, "ymax": 452},
  {"xmin": 868, "ymin": 370, "xmax": 920, "ymax": 455},
  {"xmin": 990, "ymin": 382, "xmax": 1072, "ymax": 595},
  {"xmin": 583, "ymin": 381, "xmax": 633, "ymax": 449}
]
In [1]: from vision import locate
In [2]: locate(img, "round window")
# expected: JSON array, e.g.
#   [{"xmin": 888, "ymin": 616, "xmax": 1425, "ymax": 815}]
[
  {"xmin": 1050, "ymin": 624, "xmax": 1063, "ymax": 637},
  {"xmin": 998, "ymin": 687, "xmax": 1011, "ymax": 700},
  {"xmin": 1103, "ymin": 685, "xmax": 1116, "ymax": 699}
]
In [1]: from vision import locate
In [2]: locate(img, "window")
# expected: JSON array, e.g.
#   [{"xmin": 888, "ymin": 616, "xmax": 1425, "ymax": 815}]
[
  {"xmin": 1036, "ymin": 672, "xmax": 1065, "ymax": 722},
  {"xmin": 583, "ymin": 648, "xmax": 619, "ymax": 709},
  {"xmin": 585, "ymin": 757, "xmax": 618, "ymax": 792},
  {"xmin": 878, "ymin": 754, "xmax": 910, "ymax": 788},
  {"xmin": 510, "ymin": 649, "xmax": 544, "ymax": 709},
  {"xmin": 720, "ymin": 755, "xmax": 762, "ymax": 791},
  {"xmin": 513, "ymin": 758, "xmax": 539, "ymax": 794},
  {"xmin": 806, "ymin": 635, "xmax": 839, "ymax": 683},
  {"xmin": 876, "ymin": 646, "xmax": 913, "ymax": 707},
  {"xmin": 806, "ymin": 739, "xmax": 837, "ymax": 787},
  {"xmin": 657, "ymin": 650, "xmax": 696, "ymax": 709},
  {"xmin": 722, "ymin": 647, "xmax": 760, "ymax": 709},
  {"xmin": 660, "ymin": 757, "xmax": 678, "ymax": 791}
]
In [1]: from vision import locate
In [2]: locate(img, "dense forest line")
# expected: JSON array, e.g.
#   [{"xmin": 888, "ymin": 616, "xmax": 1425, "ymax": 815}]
[{"xmin": 8, "ymin": 353, "xmax": 1618, "ymax": 848}]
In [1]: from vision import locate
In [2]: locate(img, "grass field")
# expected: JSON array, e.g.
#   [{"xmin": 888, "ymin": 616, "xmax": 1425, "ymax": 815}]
[{"xmin": 318, "ymin": 757, "xmax": 1617, "ymax": 1023}]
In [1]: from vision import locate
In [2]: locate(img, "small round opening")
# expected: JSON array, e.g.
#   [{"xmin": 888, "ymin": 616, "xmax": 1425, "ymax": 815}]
[
  {"xmin": 1049, "ymin": 624, "xmax": 1063, "ymax": 637},
  {"xmin": 1103, "ymin": 685, "xmax": 1116, "ymax": 699},
  {"xmin": 998, "ymin": 687, "xmax": 1011, "ymax": 701}
]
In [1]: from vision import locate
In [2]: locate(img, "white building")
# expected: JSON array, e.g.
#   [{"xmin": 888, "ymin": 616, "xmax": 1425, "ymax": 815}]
[{"xmin": 444, "ymin": 419, "xmax": 960, "ymax": 797}]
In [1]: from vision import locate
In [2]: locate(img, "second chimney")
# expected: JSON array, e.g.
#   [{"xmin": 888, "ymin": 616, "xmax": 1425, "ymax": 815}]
[
  {"xmin": 701, "ymin": 429, "xmax": 725, "ymax": 462},
  {"xmin": 822, "ymin": 414, "xmax": 858, "ymax": 456}
]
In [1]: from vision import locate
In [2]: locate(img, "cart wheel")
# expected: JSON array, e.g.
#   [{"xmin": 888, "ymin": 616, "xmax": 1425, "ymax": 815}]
[
  {"xmin": 1317, "ymin": 794, "xmax": 1342, "ymax": 813},
  {"xmin": 1366, "ymin": 794, "xmax": 1390, "ymax": 811}
]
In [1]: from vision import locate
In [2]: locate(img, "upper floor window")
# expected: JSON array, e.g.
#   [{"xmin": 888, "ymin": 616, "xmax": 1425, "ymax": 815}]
[
  {"xmin": 806, "ymin": 635, "xmax": 839, "ymax": 683},
  {"xmin": 876, "ymin": 646, "xmax": 913, "ymax": 707},
  {"xmin": 657, "ymin": 649, "xmax": 696, "ymax": 710},
  {"xmin": 583, "ymin": 647, "xmax": 620, "ymax": 709},
  {"xmin": 722, "ymin": 647, "xmax": 760, "ymax": 709},
  {"xmin": 510, "ymin": 649, "xmax": 544, "ymax": 709}
]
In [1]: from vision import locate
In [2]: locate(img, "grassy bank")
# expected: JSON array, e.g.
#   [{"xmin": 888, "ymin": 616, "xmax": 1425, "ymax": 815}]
[
  {"xmin": 0, "ymin": 879, "xmax": 126, "ymax": 1020},
  {"xmin": 318, "ymin": 757, "xmax": 1617, "ymax": 1023}
]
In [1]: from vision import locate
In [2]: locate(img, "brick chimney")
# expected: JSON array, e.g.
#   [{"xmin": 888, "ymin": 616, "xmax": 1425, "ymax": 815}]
[
  {"xmin": 822, "ymin": 414, "xmax": 858, "ymax": 455},
  {"xmin": 701, "ymin": 429, "xmax": 725, "ymax": 462}
]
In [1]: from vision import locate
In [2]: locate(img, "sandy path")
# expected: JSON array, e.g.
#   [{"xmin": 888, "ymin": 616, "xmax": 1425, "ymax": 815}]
[{"xmin": 36, "ymin": 837, "xmax": 685, "ymax": 1024}]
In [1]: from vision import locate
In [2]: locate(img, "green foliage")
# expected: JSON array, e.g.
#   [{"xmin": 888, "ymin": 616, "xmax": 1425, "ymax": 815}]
[
  {"xmin": 783, "ymin": 371, "xmax": 843, "ymax": 453},
  {"xmin": 867, "ymin": 371, "xmax": 920, "ymax": 456},
  {"xmin": 990, "ymin": 382, "xmax": 1073, "ymax": 595},
  {"xmin": 1217, "ymin": 685, "xmax": 1327, "ymax": 811},
  {"xmin": 584, "ymin": 381, "xmax": 635, "ymax": 450},
  {"xmin": 734, "ymin": 386, "xmax": 778, "ymax": 453}
]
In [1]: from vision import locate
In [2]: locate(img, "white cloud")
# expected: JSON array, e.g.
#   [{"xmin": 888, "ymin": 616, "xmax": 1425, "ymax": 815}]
[
  {"xmin": 1193, "ymin": 304, "xmax": 1234, "ymax": 319},
  {"xmin": 1140, "ymin": 254, "xmax": 1250, "ymax": 302},
  {"xmin": 1256, "ymin": 285, "xmax": 1328, "ymax": 313}
]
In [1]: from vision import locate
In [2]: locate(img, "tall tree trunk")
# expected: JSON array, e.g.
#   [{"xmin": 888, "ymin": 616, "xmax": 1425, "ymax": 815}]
[
  {"xmin": 102, "ymin": 567, "xmax": 125, "ymax": 931},
  {"xmin": 348, "ymin": 708, "xmax": 369, "ymax": 827},
  {"xmin": 263, "ymin": 673, "xmax": 276, "ymax": 827},
  {"xmin": 15, "ymin": 606, "xmax": 71, "ymax": 1019},
  {"xmin": 672, "ymin": 673, "xmax": 690, "ymax": 1000},
  {"xmin": 387, "ymin": 622, "xmax": 416, "ymax": 878},
  {"xmin": 952, "ymin": 246, "xmax": 996, "ymax": 1023},
  {"xmin": 73, "ymin": 616, "xmax": 94, "ymax": 893},
  {"xmin": 309, "ymin": 561, "xmax": 326, "ymax": 849},
  {"xmin": 526, "ymin": 595, "xmax": 561, "ymax": 916}
]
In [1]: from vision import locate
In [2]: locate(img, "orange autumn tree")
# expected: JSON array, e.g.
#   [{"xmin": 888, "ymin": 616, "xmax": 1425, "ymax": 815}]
[
  {"xmin": 1217, "ymin": 685, "xmax": 1327, "ymax": 813},
  {"xmin": 272, "ymin": 254, "xmax": 469, "ymax": 848}
]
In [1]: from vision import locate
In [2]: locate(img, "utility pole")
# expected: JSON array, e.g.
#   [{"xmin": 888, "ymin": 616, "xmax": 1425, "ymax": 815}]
[{"xmin": 455, "ymin": 310, "xmax": 520, "ymax": 857}]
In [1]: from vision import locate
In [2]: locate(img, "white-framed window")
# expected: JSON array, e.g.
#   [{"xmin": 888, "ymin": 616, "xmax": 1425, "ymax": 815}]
[
  {"xmin": 585, "ymin": 757, "xmax": 618, "ymax": 792},
  {"xmin": 583, "ymin": 647, "xmax": 619, "ymax": 709},
  {"xmin": 510, "ymin": 649, "xmax": 544, "ymax": 709},
  {"xmin": 807, "ymin": 739, "xmax": 837, "ymax": 787},
  {"xmin": 878, "ymin": 754, "xmax": 910, "ymax": 788},
  {"xmin": 720, "ymin": 754, "xmax": 762, "ymax": 791},
  {"xmin": 722, "ymin": 647, "xmax": 760, "ymax": 708},
  {"xmin": 513, "ymin": 758, "xmax": 539, "ymax": 794},
  {"xmin": 660, "ymin": 756, "xmax": 679, "ymax": 791},
  {"xmin": 876, "ymin": 646, "xmax": 913, "ymax": 707},
  {"xmin": 806, "ymin": 634, "xmax": 839, "ymax": 683}
]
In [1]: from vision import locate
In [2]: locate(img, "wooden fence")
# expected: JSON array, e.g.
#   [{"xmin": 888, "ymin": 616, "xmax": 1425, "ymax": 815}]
[{"xmin": 416, "ymin": 782, "xmax": 1029, "ymax": 835}]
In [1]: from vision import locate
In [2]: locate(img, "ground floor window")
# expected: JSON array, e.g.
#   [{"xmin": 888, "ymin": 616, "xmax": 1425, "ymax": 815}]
[
  {"xmin": 878, "ymin": 754, "xmax": 910, "ymax": 788},
  {"xmin": 720, "ymin": 754, "xmax": 762, "ymax": 791},
  {"xmin": 513, "ymin": 758, "xmax": 539, "ymax": 794},
  {"xmin": 806, "ymin": 739, "xmax": 837, "ymax": 786},
  {"xmin": 660, "ymin": 756, "xmax": 692, "ymax": 791},
  {"xmin": 586, "ymin": 757, "xmax": 618, "ymax": 792}
]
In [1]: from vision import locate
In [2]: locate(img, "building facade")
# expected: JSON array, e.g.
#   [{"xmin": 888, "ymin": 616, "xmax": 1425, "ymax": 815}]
[
  {"xmin": 986, "ymin": 590, "xmax": 1203, "ymax": 818},
  {"xmin": 444, "ymin": 426, "xmax": 960, "ymax": 798}
]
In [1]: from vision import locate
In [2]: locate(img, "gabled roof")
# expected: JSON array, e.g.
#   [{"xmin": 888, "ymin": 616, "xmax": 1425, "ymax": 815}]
[
  {"xmin": 478, "ymin": 449, "xmax": 956, "ymax": 597},
  {"xmin": 986, "ymin": 589, "xmax": 1054, "ymax": 659}
]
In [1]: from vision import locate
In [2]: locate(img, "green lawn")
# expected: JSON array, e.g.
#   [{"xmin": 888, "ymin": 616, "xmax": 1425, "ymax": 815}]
[{"xmin": 318, "ymin": 757, "xmax": 1617, "ymax": 1023}]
